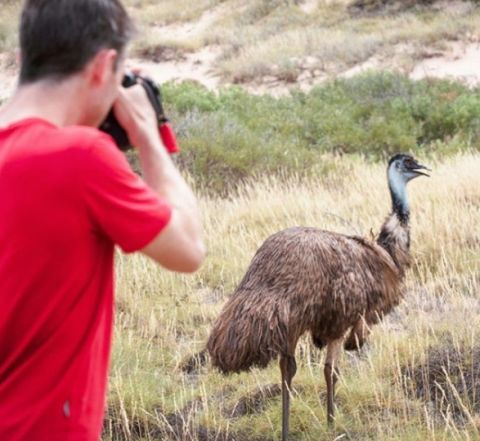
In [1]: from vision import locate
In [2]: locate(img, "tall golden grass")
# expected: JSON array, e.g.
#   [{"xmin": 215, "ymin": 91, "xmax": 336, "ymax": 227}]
[{"xmin": 105, "ymin": 153, "xmax": 480, "ymax": 440}]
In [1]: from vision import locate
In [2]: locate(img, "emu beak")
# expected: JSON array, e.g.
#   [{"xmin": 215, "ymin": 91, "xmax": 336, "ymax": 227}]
[{"xmin": 412, "ymin": 162, "xmax": 431, "ymax": 177}]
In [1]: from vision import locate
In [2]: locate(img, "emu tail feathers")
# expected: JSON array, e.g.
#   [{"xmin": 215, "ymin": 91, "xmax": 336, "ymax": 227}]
[{"xmin": 207, "ymin": 297, "xmax": 288, "ymax": 374}]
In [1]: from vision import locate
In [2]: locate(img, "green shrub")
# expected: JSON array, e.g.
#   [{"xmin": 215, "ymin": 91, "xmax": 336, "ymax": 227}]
[{"xmin": 160, "ymin": 72, "xmax": 479, "ymax": 193}]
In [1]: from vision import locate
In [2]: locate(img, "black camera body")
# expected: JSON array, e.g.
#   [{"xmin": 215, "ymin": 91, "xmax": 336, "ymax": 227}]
[{"xmin": 100, "ymin": 73, "xmax": 178, "ymax": 153}]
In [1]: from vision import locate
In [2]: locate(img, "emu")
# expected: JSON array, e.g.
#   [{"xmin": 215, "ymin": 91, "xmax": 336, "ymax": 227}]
[{"xmin": 207, "ymin": 154, "xmax": 429, "ymax": 441}]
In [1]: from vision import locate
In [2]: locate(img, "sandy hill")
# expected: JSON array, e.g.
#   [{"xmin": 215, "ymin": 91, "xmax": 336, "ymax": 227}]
[{"xmin": 1, "ymin": 0, "xmax": 480, "ymax": 99}]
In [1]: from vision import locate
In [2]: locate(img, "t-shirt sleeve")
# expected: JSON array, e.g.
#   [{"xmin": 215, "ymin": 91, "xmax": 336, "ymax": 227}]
[{"xmin": 80, "ymin": 134, "xmax": 172, "ymax": 253}]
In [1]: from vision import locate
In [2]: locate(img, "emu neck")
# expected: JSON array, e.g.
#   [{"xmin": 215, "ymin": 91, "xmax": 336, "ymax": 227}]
[
  {"xmin": 376, "ymin": 169, "xmax": 412, "ymax": 276},
  {"xmin": 388, "ymin": 170, "xmax": 409, "ymax": 224}
]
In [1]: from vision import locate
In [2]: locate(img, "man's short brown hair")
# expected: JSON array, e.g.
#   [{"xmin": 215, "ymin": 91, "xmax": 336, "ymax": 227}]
[{"xmin": 19, "ymin": 0, "xmax": 135, "ymax": 84}]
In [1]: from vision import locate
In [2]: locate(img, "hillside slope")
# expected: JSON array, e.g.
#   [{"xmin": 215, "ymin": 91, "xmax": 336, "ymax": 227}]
[{"xmin": 1, "ymin": 0, "xmax": 480, "ymax": 98}]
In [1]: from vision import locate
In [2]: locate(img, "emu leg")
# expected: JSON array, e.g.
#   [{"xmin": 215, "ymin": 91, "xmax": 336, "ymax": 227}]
[
  {"xmin": 344, "ymin": 318, "xmax": 370, "ymax": 351},
  {"xmin": 324, "ymin": 338, "xmax": 343, "ymax": 425},
  {"xmin": 280, "ymin": 354, "xmax": 297, "ymax": 441}
]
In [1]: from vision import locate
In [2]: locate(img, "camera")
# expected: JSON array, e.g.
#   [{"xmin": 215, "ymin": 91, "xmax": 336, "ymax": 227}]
[{"xmin": 99, "ymin": 72, "xmax": 180, "ymax": 153}]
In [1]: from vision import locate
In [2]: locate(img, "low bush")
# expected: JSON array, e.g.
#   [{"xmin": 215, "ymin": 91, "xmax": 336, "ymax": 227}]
[{"xmin": 160, "ymin": 72, "xmax": 480, "ymax": 193}]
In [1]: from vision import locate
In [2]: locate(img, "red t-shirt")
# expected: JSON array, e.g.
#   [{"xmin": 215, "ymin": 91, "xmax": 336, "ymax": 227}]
[{"xmin": 0, "ymin": 118, "xmax": 172, "ymax": 441}]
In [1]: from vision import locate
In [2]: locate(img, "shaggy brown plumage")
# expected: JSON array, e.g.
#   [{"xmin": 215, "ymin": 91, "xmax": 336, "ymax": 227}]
[
  {"xmin": 207, "ymin": 154, "xmax": 429, "ymax": 441},
  {"xmin": 208, "ymin": 228, "xmax": 400, "ymax": 372}
]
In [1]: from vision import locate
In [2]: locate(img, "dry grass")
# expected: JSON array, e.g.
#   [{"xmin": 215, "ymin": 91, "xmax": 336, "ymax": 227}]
[
  {"xmin": 105, "ymin": 153, "xmax": 480, "ymax": 440},
  {"xmin": 213, "ymin": 2, "xmax": 480, "ymax": 82},
  {"xmin": 124, "ymin": 0, "xmax": 227, "ymax": 55},
  {"xmin": 2, "ymin": 0, "xmax": 480, "ymax": 85},
  {"xmin": 124, "ymin": 0, "xmax": 224, "ymax": 25}
]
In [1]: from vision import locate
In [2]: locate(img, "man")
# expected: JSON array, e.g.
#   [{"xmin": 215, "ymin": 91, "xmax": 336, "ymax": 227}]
[{"xmin": 0, "ymin": 1, "xmax": 205, "ymax": 440}]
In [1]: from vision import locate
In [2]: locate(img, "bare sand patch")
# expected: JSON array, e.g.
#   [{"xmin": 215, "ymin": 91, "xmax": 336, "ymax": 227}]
[
  {"xmin": 128, "ymin": 45, "xmax": 223, "ymax": 90},
  {"xmin": 411, "ymin": 41, "xmax": 480, "ymax": 86},
  {"xmin": 299, "ymin": 0, "xmax": 318, "ymax": 14}
]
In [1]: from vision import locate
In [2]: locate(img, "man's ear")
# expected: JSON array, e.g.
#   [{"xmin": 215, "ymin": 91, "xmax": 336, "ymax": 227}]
[{"xmin": 84, "ymin": 49, "xmax": 118, "ymax": 87}]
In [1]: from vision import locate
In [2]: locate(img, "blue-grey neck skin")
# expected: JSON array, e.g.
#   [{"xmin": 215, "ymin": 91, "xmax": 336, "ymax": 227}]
[
  {"xmin": 377, "ymin": 163, "xmax": 412, "ymax": 273},
  {"xmin": 387, "ymin": 163, "xmax": 410, "ymax": 224}
]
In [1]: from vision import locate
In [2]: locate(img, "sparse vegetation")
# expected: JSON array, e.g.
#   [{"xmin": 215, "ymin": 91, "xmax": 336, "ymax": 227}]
[
  {"xmin": 162, "ymin": 72, "xmax": 480, "ymax": 193},
  {"xmin": 403, "ymin": 340, "xmax": 480, "ymax": 424},
  {"xmin": 4, "ymin": 0, "xmax": 480, "ymax": 83},
  {"xmin": 124, "ymin": 0, "xmax": 480, "ymax": 83}
]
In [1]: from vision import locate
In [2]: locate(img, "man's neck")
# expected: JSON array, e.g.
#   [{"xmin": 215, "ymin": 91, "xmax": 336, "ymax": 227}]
[{"xmin": 0, "ymin": 77, "xmax": 88, "ymax": 129}]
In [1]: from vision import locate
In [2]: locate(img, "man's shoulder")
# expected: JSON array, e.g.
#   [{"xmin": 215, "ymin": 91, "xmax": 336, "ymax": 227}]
[
  {"xmin": 4, "ymin": 119, "xmax": 118, "ymax": 156},
  {"xmin": 19, "ymin": 121, "xmax": 124, "ymax": 177},
  {"xmin": 43, "ymin": 124, "xmax": 123, "ymax": 167},
  {"xmin": 57, "ymin": 126, "xmax": 132, "ymax": 179},
  {"xmin": 54, "ymin": 125, "xmax": 116, "ymax": 153},
  {"xmin": 1, "ymin": 118, "xmax": 128, "ymax": 181}
]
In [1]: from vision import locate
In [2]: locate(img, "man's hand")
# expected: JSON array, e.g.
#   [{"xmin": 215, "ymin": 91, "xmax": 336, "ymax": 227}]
[{"xmin": 113, "ymin": 83, "xmax": 159, "ymax": 149}]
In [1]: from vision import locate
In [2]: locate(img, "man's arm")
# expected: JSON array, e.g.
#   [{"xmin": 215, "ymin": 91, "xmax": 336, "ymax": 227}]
[{"xmin": 113, "ymin": 83, "xmax": 205, "ymax": 273}]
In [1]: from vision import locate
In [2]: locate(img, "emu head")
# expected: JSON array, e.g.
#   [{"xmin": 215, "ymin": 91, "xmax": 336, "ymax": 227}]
[
  {"xmin": 387, "ymin": 153, "xmax": 430, "ymax": 222},
  {"xmin": 388, "ymin": 154, "xmax": 430, "ymax": 186}
]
